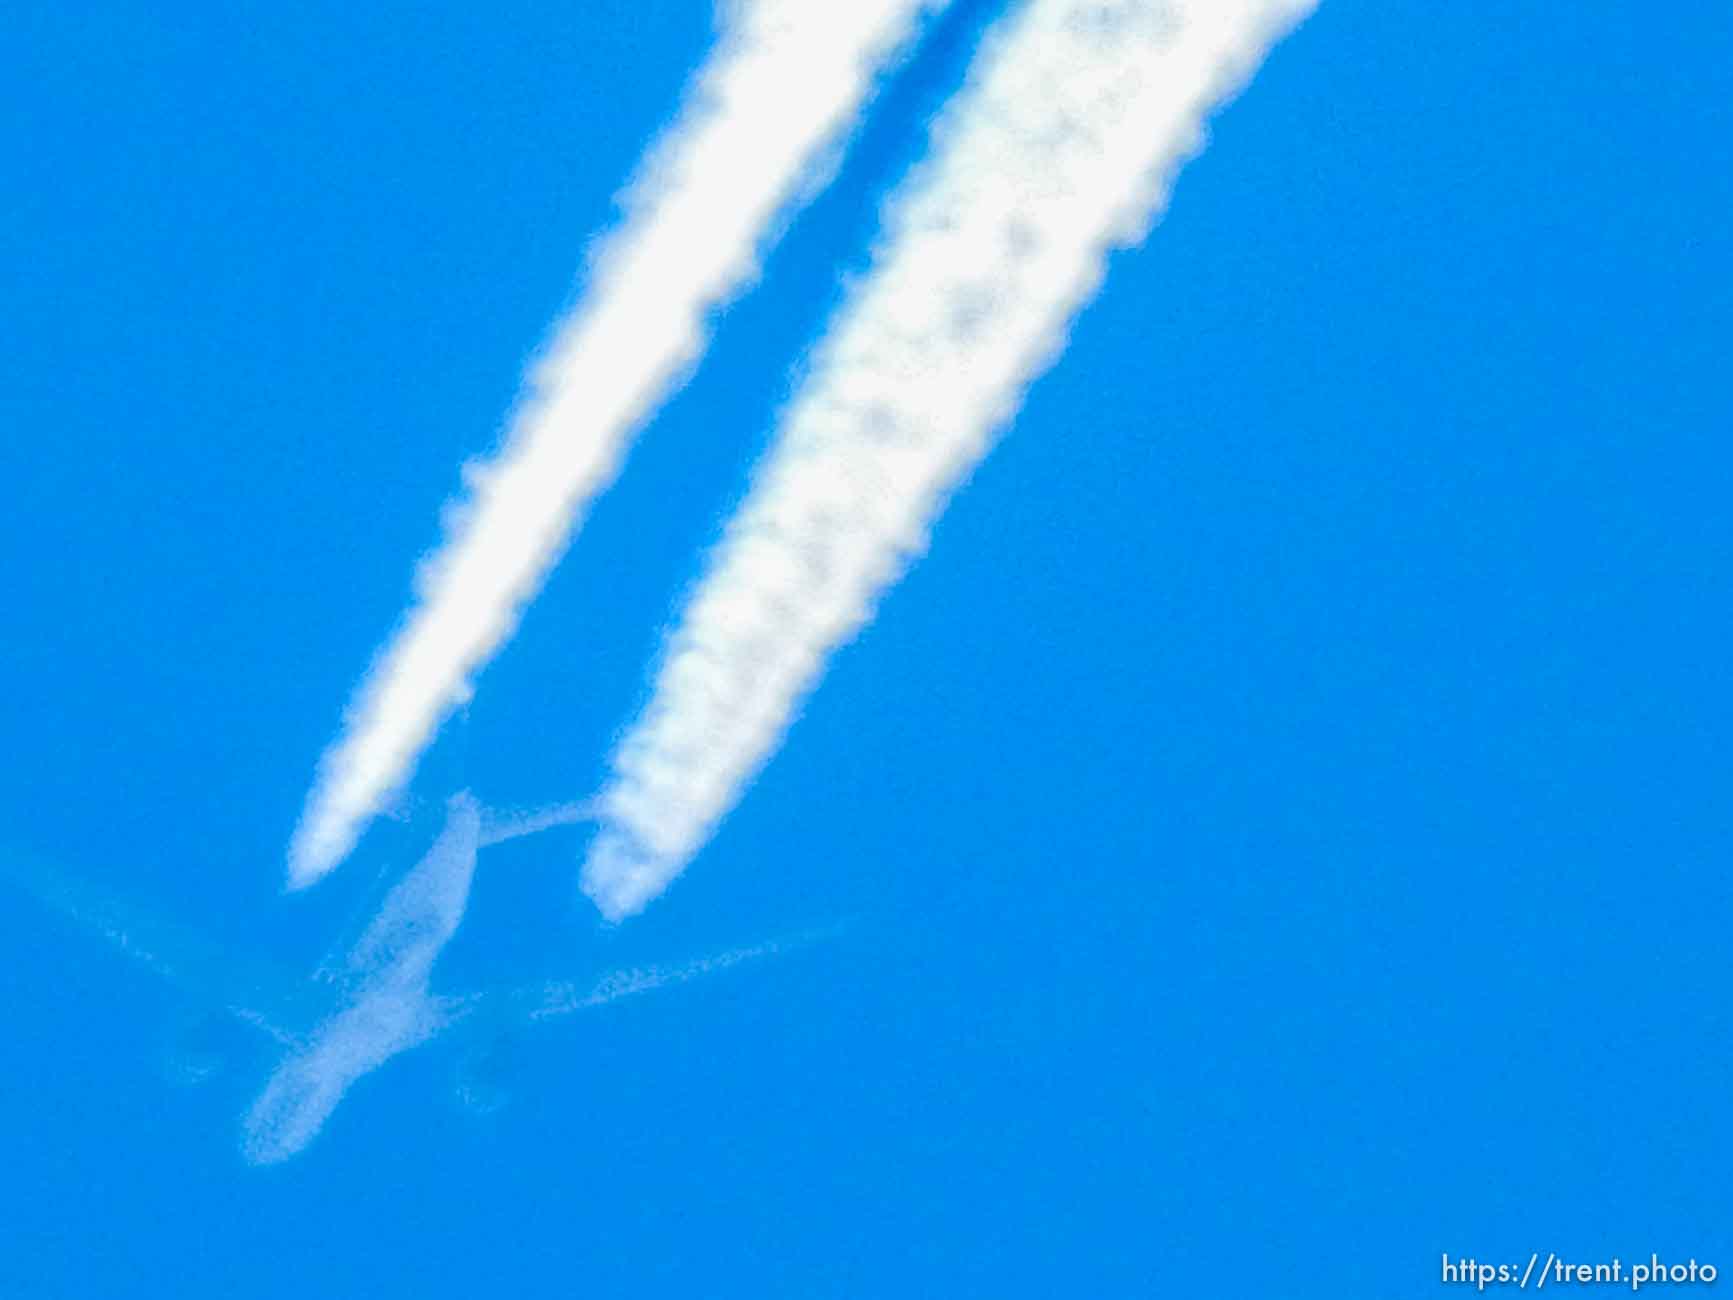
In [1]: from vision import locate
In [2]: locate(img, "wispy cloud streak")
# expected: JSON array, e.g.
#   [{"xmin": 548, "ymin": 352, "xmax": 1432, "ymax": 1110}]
[
  {"xmin": 582, "ymin": 0, "xmax": 1317, "ymax": 920},
  {"xmin": 288, "ymin": 0, "xmax": 947, "ymax": 890}
]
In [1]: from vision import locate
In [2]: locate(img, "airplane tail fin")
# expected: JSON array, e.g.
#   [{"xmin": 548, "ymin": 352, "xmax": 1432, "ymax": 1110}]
[{"xmin": 478, "ymin": 800, "xmax": 596, "ymax": 847}]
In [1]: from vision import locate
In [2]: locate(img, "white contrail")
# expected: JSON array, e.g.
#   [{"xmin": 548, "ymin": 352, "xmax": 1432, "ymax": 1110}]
[
  {"xmin": 287, "ymin": 0, "xmax": 948, "ymax": 890},
  {"xmin": 582, "ymin": 0, "xmax": 1317, "ymax": 920}
]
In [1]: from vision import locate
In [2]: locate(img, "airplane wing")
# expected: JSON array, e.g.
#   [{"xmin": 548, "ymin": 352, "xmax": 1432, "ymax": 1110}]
[
  {"xmin": 427, "ymin": 924, "xmax": 843, "ymax": 1116},
  {"xmin": 0, "ymin": 838, "xmax": 305, "ymax": 1046},
  {"xmin": 440, "ymin": 922, "xmax": 848, "ymax": 1031}
]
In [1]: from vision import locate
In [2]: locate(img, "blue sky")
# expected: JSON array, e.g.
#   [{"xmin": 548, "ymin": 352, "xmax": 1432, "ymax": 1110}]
[{"xmin": 3, "ymin": 1, "xmax": 1729, "ymax": 1295}]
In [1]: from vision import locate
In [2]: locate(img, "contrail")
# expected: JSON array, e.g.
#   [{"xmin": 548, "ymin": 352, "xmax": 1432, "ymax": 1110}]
[
  {"xmin": 581, "ymin": 0, "xmax": 1317, "ymax": 920},
  {"xmin": 287, "ymin": 0, "xmax": 948, "ymax": 891}
]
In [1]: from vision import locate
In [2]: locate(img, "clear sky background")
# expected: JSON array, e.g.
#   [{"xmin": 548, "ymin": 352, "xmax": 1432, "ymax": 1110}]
[{"xmin": 3, "ymin": 2, "xmax": 1729, "ymax": 1295}]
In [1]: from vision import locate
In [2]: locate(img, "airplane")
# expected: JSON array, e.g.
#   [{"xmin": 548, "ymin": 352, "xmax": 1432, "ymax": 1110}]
[{"xmin": 0, "ymin": 793, "xmax": 831, "ymax": 1165}]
